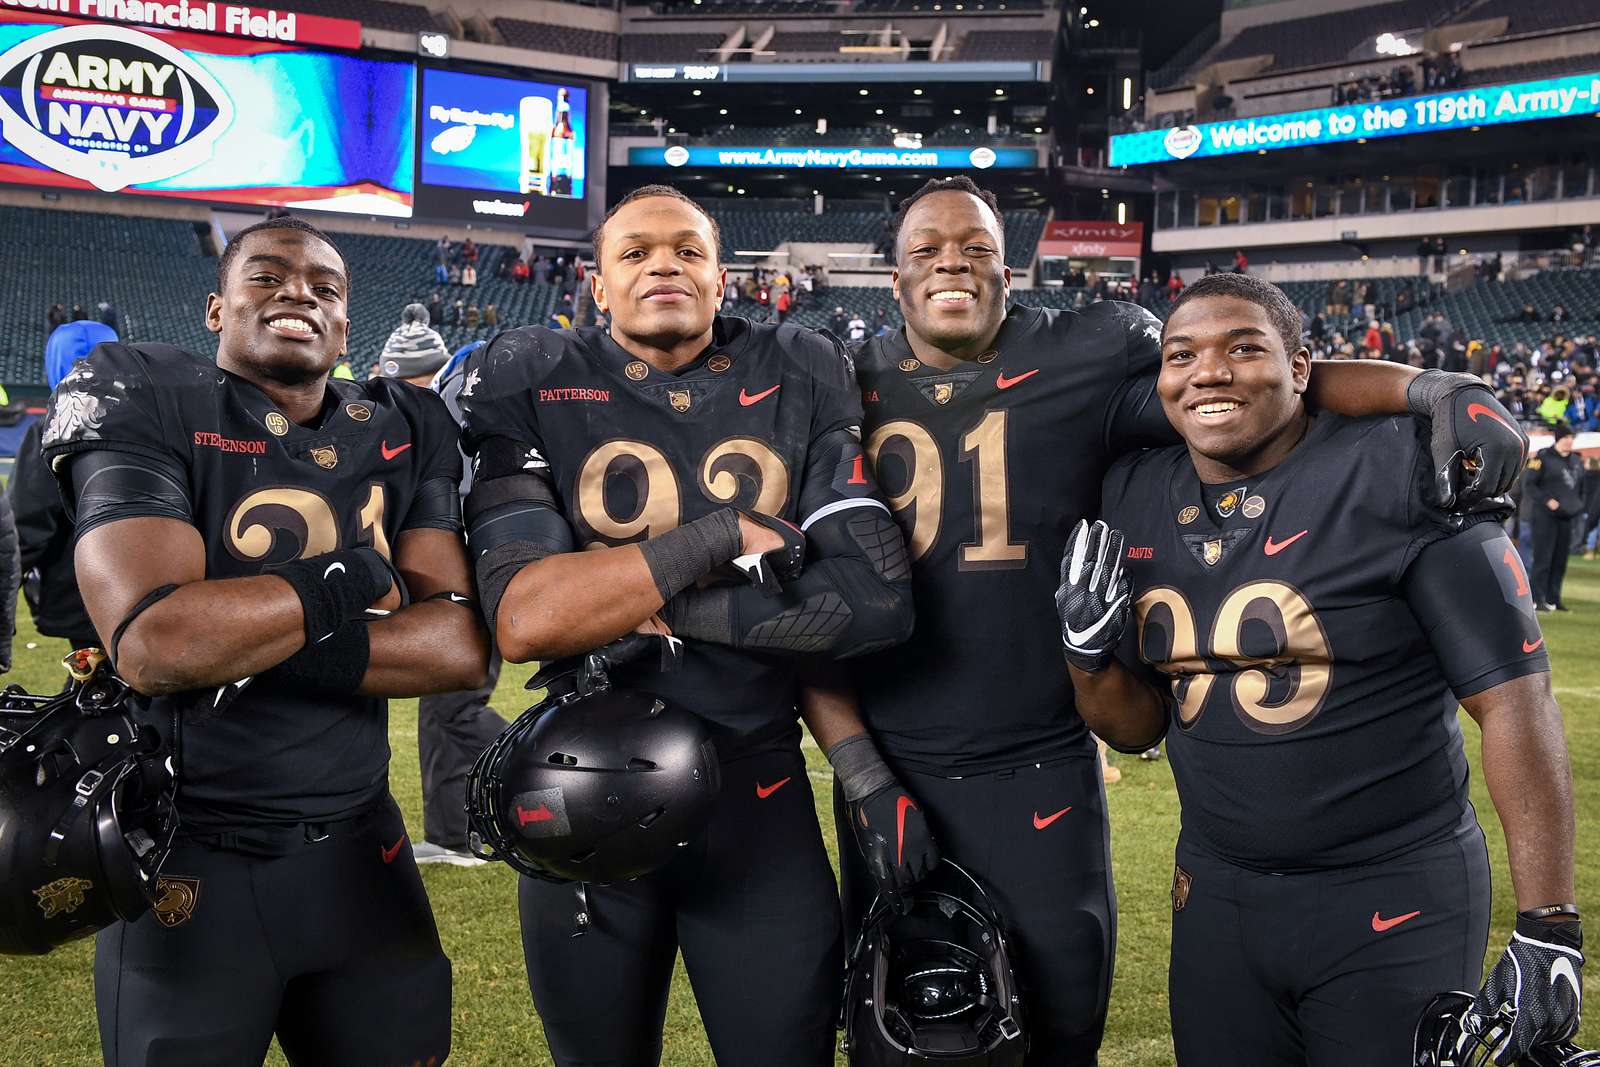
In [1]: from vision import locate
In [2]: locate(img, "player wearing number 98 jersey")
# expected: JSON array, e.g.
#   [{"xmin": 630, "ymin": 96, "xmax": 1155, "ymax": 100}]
[
  {"xmin": 1071, "ymin": 274, "xmax": 1573, "ymax": 1067},
  {"xmin": 458, "ymin": 186, "xmax": 914, "ymax": 1066},
  {"xmin": 40, "ymin": 217, "xmax": 488, "ymax": 1067}
]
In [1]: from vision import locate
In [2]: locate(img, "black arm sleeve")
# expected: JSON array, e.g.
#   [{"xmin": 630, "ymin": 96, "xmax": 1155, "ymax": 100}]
[
  {"xmin": 464, "ymin": 435, "xmax": 578, "ymax": 630},
  {"xmin": 1402, "ymin": 521, "xmax": 1550, "ymax": 699},
  {"xmin": 1103, "ymin": 368, "xmax": 1178, "ymax": 453},
  {"xmin": 66, "ymin": 448, "xmax": 192, "ymax": 541},
  {"xmin": 662, "ymin": 424, "xmax": 914, "ymax": 658},
  {"xmin": 9, "ymin": 423, "xmax": 58, "ymax": 575}
]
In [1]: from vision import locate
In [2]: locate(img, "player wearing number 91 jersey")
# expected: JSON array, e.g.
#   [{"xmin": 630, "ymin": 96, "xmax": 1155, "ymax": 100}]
[{"xmin": 40, "ymin": 217, "xmax": 486, "ymax": 1067}]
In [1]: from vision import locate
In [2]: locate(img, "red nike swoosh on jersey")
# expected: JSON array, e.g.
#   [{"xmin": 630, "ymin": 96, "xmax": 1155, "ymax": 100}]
[
  {"xmin": 1524, "ymin": 636, "xmax": 1545, "ymax": 653},
  {"xmin": 380, "ymin": 835, "xmax": 406, "ymax": 864},
  {"xmin": 380, "ymin": 441, "xmax": 412, "ymax": 461},
  {"xmin": 739, "ymin": 385, "xmax": 780, "ymax": 406},
  {"xmin": 895, "ymin": 795, "xmax": 916, "ymax": 867},
  {"xmin": 1263, "ymin": 530, "xmax": 1309, "ymax": 556},
  {"xmin": 1466, "ymin": 402, "xmax": 1515, "ymax": 433},
  {"xmin": 996, "ymin": 369, "xmax": 1040, "ymax": 390},
  {"xmin": 755, "ymin": 777, "xmax": 791, "ymax": 799},
  {"xmin": 1371, "ymin": 910, "xmax": 1421, "ymax": 932},
  {"xmin": 1032, "ymin": 807, "xmax": 1072, "ymax": 830}
]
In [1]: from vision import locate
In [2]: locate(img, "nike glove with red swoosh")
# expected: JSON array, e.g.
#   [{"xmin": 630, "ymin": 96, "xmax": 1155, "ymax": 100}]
[
  {"xmin": 1407, "ymin": 370, "xmax": 1529, "ymax": 511},
  {"xmin": 1462, "ymin": 914, "xmax": 1583, "ymax": 1065},
  {"xmin": 828, "ymin": 733, "xmax": 939, "ymax": 915},
  {"xmin": 1056, "ymin": 519, "xmax": 1132, "ymax": 673},
  {"xmin": 728, "ymin": 509, "xmax": 806, "ymax": 597}
]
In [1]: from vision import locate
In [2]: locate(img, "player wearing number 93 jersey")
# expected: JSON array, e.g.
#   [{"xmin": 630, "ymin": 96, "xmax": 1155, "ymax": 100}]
[
  {"xmin": 40, "ymin": 217, "xmax": 487, "ymax": 1067},
  {"xmin": 1068, "ymin": 273, "xmax": 1574, "ymax": 1067},
  {"xmin": 458, "ymin": 185, "xmax": 914, "ymax": 1066}
]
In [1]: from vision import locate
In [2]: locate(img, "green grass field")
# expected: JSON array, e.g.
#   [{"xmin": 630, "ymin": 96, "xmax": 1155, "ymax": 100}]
[{"xmin": 2, "ymin": 561, "xmax": 1598, "ymax": 1066}]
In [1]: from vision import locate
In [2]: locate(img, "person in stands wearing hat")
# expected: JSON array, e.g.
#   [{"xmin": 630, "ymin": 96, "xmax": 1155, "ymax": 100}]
[
  {"xmin": 10, "ymin": 321, "xmax": 112, "ymax": 658},
  {"xmin": 374, "ymin": 304, "xmax": 450, "ymax": 387}
]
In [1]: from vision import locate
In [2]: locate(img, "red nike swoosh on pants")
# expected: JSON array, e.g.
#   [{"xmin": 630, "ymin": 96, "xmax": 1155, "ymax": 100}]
[
  {"xmin": 1371, "ymin": 910, "xmax": 1421, "ymax": 932},
  {"xmin": 381, "ymin": 836, "xmax": 406, "ymax": 864},
  {"xmin": 755, "ymin": 777, "xmax": 790, "ymax": 799},
  {"xmin": 1032, "ymin": 807, "xmax": 1072, "ymax": 830}
]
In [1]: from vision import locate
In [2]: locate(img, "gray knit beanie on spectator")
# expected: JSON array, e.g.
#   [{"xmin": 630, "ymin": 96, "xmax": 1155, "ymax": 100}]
[{"xmin": 378, "ymin": 303, "xmax": 449, "ymax": 379}]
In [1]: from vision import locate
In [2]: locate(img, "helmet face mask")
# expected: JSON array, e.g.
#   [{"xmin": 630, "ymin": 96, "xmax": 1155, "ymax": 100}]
[
  {"xmin": 466, "ymin": 677, "xmax": 720, "ymax": 885},
  {"xmin": 1415, "ymin": 991, "xmax": 1600, "ymax": 1067},
  {"xmin": 843, "ymin": 861, "xmax": 1026, "ymax": 1066},
  {"xmin": 0, "ymin": 652, "xmax": 177, "ymax": 956}
]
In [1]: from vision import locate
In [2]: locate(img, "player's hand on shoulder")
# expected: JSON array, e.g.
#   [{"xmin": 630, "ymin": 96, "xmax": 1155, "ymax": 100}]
[
  {"xmin": 1464, "ymin": 910, "xmax": 1584, "ymax": 1064},
  {"xmin": 1406, "ymin": 370, "xmax": 1528, "ymax": 511},
  {"xmin": 1056, "ymin": 519, "xmax": 1132, "ymax": 672}
]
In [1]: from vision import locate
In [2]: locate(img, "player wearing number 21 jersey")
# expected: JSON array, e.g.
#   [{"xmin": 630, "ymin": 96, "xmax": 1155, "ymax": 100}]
[
  {"xmin": 41, "ymin": 217, "xmax": 485, "ymax": 1067},
  {"xmin": 1065, "ymin": 274, "xmax": 1574, "ymax": 1067}
]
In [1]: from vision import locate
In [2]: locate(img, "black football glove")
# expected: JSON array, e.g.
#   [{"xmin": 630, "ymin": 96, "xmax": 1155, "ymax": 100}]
[
  {"xmin": 1407, "ymin": 370, "xmax": 1529, "ymax": 511},
  {"xmin": 1056, "ymin": 519, "xmax": 1132, "ymax": 672},
  {"xmin": 849, "ymin": 782, "xmax": 940, "ymax": 916},
  {"xmin": 729, "ymin": 509, "xmax": 806, "ymax": 597},
  {"xmin": 1461, "ymin": 915, "xmax": 1583, "ymax": 1065}
]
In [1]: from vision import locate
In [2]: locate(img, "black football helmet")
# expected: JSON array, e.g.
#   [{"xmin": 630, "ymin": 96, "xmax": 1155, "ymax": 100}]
[
  {"xmin": 1416, "ymin": 991, "xmax": 1600, "ymax": 1067},
  {"xmin": 466, "ymin": 635, "xmax": 720, "ymax": 884},
  {"xmin": 0, "ymin": 649, "xmax": 177, "ymax": 955},
  {"xmin": 842, "ymin": 860, "xmax": 1026, "ymax": 1066}
]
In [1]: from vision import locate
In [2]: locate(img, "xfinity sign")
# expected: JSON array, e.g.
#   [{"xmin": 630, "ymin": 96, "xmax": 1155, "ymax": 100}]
[{"xmin": 1109, "ymin": 70, "xmax": 1600, "ymax": 166}]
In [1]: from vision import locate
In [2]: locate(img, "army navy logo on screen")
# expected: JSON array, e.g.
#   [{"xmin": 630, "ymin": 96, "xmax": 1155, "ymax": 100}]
[{"xmin": 0, "ymin": 25, "xmax": 235, "ymax": 193}]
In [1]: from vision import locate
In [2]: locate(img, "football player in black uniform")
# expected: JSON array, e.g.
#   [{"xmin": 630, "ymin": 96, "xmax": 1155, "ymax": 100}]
[
  {"xmin": 42, "ymin": 217, "xmax": 488, "ymax": 1067},
  {"xmin": 457, "ymin": 185, "xmax": 914, "ymax": 1065},
  {"xmin": 1063, "ymin": 273, "xmax": 1575, "ymax": 1066},
  {"xmin": 815, "ymin": 177, "xmax": 1531, "ymax": 1065}
]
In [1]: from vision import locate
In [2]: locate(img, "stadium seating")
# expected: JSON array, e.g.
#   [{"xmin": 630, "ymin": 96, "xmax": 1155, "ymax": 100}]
[
  {"xmin": 282, "ymin": 0, "xmax": 441, "ymax": 34},
  {"xmin": 701, "ymin": 201, "xmax": 1045, "ymax": 269},
  {"xmin": 1461, "ymin": 51, "xmax": 1600, "ymax": 88},
  {"xmin": 1457, "ymin": 0, "xmax": 1600, "ymax": 36},
  {"xmin": 854, "ymin": 0, "xmax": 1045, "ymax": 10},
  {"xmin": 955, "ymin": 30, "xmax": 1054, "ymax": 61},
  {"xmin": 620, "ymin": 32, "xmax": 725, "ymax": 63},
  {"xmin": 0, "ymin": 206, "xmax": 569, "ymax": 383},
  {"xmin": 494, "ymin": 18, "xmax": 619, "ymax": 60},
  {"xmin": 1209, "ymin": 0, "xmax": 1461, "ymax": 74},
  {"xmin": 1391, "ymin": 269, "xmax": 1600, "ymax": 348}
]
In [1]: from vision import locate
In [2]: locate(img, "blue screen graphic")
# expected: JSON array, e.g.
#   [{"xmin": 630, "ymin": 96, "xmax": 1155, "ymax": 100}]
[
  {"xmin": 0, "ymin": 17, "xmax": 414, "ymax": 214},
  {"xmin": 1109, "ymin": 71, "xmax": 1600, "ymax": 167},
  {"xmin": 420, "ymin": 68, "xmax": 587, "ymax": 199}
]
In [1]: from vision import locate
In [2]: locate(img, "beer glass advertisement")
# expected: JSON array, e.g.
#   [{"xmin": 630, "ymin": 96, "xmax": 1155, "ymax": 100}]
[
  {"xmin": 0, "ymin": 11, "xmax": 415, "ymax": 216},
  {"xmin": 416, "ymin": 66, "xmax": 588, "ymax": 229}
]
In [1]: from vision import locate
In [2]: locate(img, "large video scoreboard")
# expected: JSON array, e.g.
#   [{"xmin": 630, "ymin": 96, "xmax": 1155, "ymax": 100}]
[{"xmin": 0, "ymin": 6, "xmax": 601, "ymax": 232}]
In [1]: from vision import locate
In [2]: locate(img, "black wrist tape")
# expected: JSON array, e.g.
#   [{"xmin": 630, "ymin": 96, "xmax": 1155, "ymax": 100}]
[
  {"xmin": 1405, "ymin": 368, "xmax": 1483, "ymax": 417},
  {"xmin": 267, "ymin": 621, "xmax": 370, "ymax": 695},
  {"xmin": 826, "ymin": 733, "xmax": 898, "ymax": 803},
  {"xmin": 277, "ymin": 547, "xmax": 393, "ymax": 643},
  {"xmin": 637, "ymin": 509, "xmax": 741, "ymax": 601}
]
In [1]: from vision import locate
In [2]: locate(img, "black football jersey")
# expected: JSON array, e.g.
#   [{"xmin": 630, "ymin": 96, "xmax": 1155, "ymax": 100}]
[
  {"xmin": 850, "ymin": 301, "xmax": 1169, "ymax": 774},
  {"xmin": 1101, "ymin": 413, "xmax": 1548, "ymax": 870},
  {"xmin": 41, "ymin": 342, "xmax": 462, "ymax": 832},
  {"xmin": 459, "ymin": 316, "xmax": 866, "ymax": 748}
]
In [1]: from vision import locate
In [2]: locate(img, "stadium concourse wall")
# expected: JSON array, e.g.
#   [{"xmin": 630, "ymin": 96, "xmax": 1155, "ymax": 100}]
[{"xmin": 1151, "ymin": 199, "xmax": 1600, "ymax": 255}]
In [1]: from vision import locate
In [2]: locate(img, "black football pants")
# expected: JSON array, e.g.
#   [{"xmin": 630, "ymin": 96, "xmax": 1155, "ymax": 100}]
[
  {"xmin": 836, "ymin": 749, "xmax": 1116, "ymax": 1066},
  {"xmin": 1168, "ymin": 829, "xmax": 1490, "ymax": 1067},
  {"xmin": 519, "ymin": 742, "xmax": 842, "ymax": 1066},
  {"xmin": 1530, "ymin": 514, "xmax": 1573, "ymax": 607},
  {"xmin": 418, "ymin": 652, "xmax": 507, "ymax": 848},
  {"xmin": 94, "ymin": 797, "xmax": 451, "ymax": 1067}
]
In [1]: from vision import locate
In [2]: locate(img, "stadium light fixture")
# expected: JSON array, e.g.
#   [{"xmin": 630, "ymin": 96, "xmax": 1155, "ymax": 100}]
[
  {"xmin": 1034, "ymin": 126, "xmax": 1043, "ymax": 133},
  {"xmin": 876, "ymin": 108, "xmax": 885, "ymax": 115},
  {"xmin": 795, "ymin": 108, "xmax": 803, "ymax": 115},
  {"xmin": 860, "ymin": 89, "xmax": 869, "ymax": 95},
  {"xmin": 914, "ymin": 88, "xmax": 924, "ymax": 95},
  {"xmin": 738, "ymin": 188, "xmax": 746, "ymax": 194},
  {"xmin": 1122, "ymin": 77, "xmax": 1132, "ymax": 110},
  {"xmin": 417, "ymin": 31, "xmax": 449, "ymax": 59},
  {"xmin": 1086, "ymin": 86, "xmax": 1095, "ymax": 95},
  {"xmin": 692, "ymin": 89, "xmax": 702, "ymax": 96},
  {"xmin": 720, "ymin": 108, "xmax": 728, "ymax": 115},
  {"xmin": 1088, "ymin": 18, "xmax": 1099, "ymax": 27},
  {"xmin": 995, "ymin": 88, "xmax": 1004, "ymax": 95},
  {"xmin": 1117, "ymin": 202, "xmax": 1126, "ymax": 224},
  {"xmin": 953, "ymin": 108, "xmax": 962, "ymax": 115}
]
